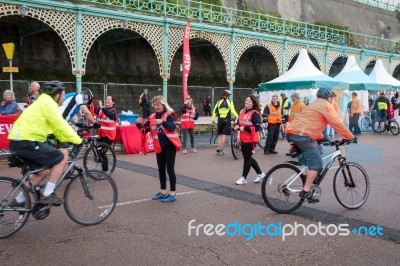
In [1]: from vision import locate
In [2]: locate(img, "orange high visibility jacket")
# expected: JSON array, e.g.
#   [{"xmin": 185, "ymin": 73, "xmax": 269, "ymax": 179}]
[
  {"xmin": 267, "ymin": 104, "xmax": 282, "ymax": 124},
  {"xmin": 148, "ymin": 112, "xmax": 181, "ymax": 153},
  {"xmin": 181, "ymin": 106, "xmax": 196, "ymax": 129},
  {"xmin": 350, "ymin": 97, "xmax": 362, "ymax": 116},
  {"xmin": 98, "ymin": 108, "xmax": 117, "ymax": 140},
  {"xmin": 286, "ymin": 98, "xmax": 354, "ymax": 140},
  {"xmin": 289, "ymin": 99, "xmax": 306, "ymax": 123},
  {"xmin": 238, "ymin": 109, "xmax": 260, "ymax": 143}
]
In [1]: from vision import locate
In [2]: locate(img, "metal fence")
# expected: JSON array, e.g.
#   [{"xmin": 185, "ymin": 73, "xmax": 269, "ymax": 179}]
[
  {"xmin": 353, "ymin": 0, "xmax": 399, "ymax": 11},
  {"xmin": 0, "ymin": 79, "xmax": 254, "ymax": 117}
]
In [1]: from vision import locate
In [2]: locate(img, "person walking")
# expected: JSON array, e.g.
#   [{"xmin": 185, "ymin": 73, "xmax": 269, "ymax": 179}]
[
  {"xmin": 348, "ymin": 92, "xmax": 362, "ymax": 135},
  {"xmin": 286, "ymin": 92, "xmax": 306, "ymax": 156},
  {"xmin": 373, "ymin": 92, "xmax": 390, "ymax": 134},
  {"xmin": 263, "ymin": 95, "xmax": 283, "ymax": 155},
  {"xmin": 234, "ymin": 95, "xmax": 266, "ymax": 185},
  {"xmin": 139, "ymin": 89, "xmax": 150, "ymax": 118},
  {"xmin": 136, "ymin": 95, "xmax": 181, "ymax": 203},
  {"xmin": 211, "ymin": 90, "xmax": 238, "ymax": 156},
  {"xmin": 181, "ymin": 97, "xmax": 199, "ymax": 154},
  {"xmin": 280, "ymin": 92, "xmax": 291, "ymax": 125}
]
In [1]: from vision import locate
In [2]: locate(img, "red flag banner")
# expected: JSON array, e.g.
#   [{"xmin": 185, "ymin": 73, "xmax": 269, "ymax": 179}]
[
  {"xmin": 0, "ymin": 114, "xmax": 19, "ymax": 149},
  {"xmin": 182, "ymin": 22, "xmax": 191, "ymax": 101}
]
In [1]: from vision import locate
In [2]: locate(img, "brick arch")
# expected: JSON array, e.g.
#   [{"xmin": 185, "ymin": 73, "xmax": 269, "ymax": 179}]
[
  {"xmin": 81, "ymin": 16, "xmax": 164, "ymax": 77},
  {"xmin": 0, "ymin": 3, "xmax": 76, "ymax": 73},
  {"xmin": 233, "ymin": 37, "xmax": 282, "ymax": 77},
  {"xmin": 168, "ymin": 27, "xmax": 230, "ymax": 81}
]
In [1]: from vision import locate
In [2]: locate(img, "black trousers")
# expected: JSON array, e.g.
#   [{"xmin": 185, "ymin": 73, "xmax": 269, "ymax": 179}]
[
  {"xmin": 349, "ymin": 113, "xmax": 361, "ymax": 135},
  {"xmin": 97, "ymin": 137, "xmax": 113, "ymax": 171},
  {"xmin": 264, "ymin": 123, "xmax": 280, "ymax": 151},
  {"xmin": 241, "ymin": 143, "xmax": 262, "ymax": 179},
  {"xmin": 142, "ymin": 105, "xmax": 150, "ymax": 118},
  {"xmin": 204, "ymin": 106, "xmax": 211, "ymax": 116},
  {"xmin": 156, "ymin": 145, "xmax": 177, "ymax": 191}
]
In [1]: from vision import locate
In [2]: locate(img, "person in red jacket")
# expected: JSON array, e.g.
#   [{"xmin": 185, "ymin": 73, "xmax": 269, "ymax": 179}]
[
  {"xmin": 136, "ymin": 95, "xmax": 181, "ymax": 203},
  {"xmin": 286, "ymin": 88, "xmax": 355, "ymax": 202},
  {"xmin": 234, "ymin": 95, "xmax": 265, "ymax": 185},
  {"xmin": 180, "ymin": 97, "xmax": 199, "ymax": 154}
]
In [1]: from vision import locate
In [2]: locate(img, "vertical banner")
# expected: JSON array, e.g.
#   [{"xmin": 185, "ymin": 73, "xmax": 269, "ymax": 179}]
[{"xmin": 182, "ymin": 22, "xmax": 191, "ymax": 101}]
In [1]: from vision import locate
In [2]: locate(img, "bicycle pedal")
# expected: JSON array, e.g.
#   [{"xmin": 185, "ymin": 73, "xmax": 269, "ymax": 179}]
[{"xmin": 308, "ymin": 200, "xmax": 316, "ymax": 204}]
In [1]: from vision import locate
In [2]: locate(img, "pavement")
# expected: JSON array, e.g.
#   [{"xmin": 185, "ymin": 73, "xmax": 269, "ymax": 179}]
[{"xmin": 1, "ymin": 131, "xmax": 400, "ymax": 265}]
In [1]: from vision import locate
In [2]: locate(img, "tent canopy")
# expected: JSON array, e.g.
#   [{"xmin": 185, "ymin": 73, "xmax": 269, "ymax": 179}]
[
  {"xmin": 259, "ymin": 49, "xmax": 348, "ymax": 91},
  {"xmin": 368, "ymin": 60, "xmax": 400, "ymax": 90},
  {"xmin": 334, "ymin": 55, "xmax": 388, "ymax": 91}
]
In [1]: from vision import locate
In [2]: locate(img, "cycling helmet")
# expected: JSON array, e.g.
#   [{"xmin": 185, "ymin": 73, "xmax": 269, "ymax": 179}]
[
  {"xmin": 82, "ymin": 87, "xmax": 94, "ymax": 105},
  {"xmin": 223, "ymin": 90, "xmax": 231, "ymax": 97},
  {"xmin": 316, "ymin": 87, "xmax": 336, "ymax": 99},
  {"xmin": 42, "ymin": 81, "xmax": 65, "ymax": 95}
]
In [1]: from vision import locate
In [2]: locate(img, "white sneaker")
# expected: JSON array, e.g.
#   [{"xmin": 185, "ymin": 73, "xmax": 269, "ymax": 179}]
[
  {"xmin": 182, "ymin": 149, "xmax": 187, "ymax": 154},
  {"xmin": 254, "ymin": 173, "xmax": 266, "ymax": 183},
  {"xmin": 235, "ymin": 176, "xmax": 247, "ymax": 185},
  {"xmin": 191, "ymin": 148, "xmax": 197, "ymax": 153}
]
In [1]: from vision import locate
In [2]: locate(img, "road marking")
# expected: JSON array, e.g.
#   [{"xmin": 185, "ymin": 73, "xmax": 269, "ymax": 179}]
[{"xmin": 100, "ymin": 191, "xmax": 196, "ymax": 208}]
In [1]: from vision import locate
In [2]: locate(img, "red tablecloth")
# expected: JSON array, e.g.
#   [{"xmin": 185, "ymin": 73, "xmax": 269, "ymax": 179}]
[
  {"xmin": 116, "ymin": 124, "xmax": 154, "ymax": 154},
  {"xmin": 0, "ymin": 114, "xmax": 19, "ymax": 149}
]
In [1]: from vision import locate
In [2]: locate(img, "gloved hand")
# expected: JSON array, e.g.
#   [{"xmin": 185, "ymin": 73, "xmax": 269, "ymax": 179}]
[
  {"xmin": 75, "ymin": 122, "xmax": 85, "ymax": 128},
  {"xmin": 93, "ymin": 122, "xmax": 101, "ymax": 129}
]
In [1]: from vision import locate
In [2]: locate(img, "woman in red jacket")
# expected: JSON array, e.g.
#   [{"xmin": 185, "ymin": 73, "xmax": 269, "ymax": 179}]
[
  {"xmin": 136, "ymin": 96, "xmax": 181, "ymax": 203},
  {"xmin": 180, "ymin": 97, "xmax": 199, "ymax": 154},
  {"xmin": 234, "ymin": 95, "xmax": 265, "ymax": 185}
]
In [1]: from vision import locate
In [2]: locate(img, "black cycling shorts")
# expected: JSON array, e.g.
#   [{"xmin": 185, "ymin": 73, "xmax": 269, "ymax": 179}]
[
  {"xmin": 9, "ymin": 140, "xmax": 64, "ymax": 170},
  {"xmin": 217, "ymin": 119, "xmax": 232, "ymax": 135}
]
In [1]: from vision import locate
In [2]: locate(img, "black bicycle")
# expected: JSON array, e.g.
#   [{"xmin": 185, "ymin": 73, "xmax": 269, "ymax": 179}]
[
  {"xmin": 231, "ymin": 128, "xmax": 242, "ymax": 160},
  {"xmin": 261, "ymin": 139, "xmax": 369, "ymax": 214},
  {"xmin": 375, "ymin": 117, "xmax": 400, "ymax": 135},
  {"xmin": 0, "ymin": 142, "xmax": 118, "ymax": 238}
]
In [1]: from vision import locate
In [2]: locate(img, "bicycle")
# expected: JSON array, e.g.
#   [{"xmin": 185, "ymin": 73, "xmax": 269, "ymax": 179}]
[
  {"xmin": 231, "ymin": 128, "xmax": 242, "ymax": 160},
  {"xmin": 261, "ymin": 139, "xmax": 369, "ymax": 214},
  {"xmin": 360, "ymin": 111, "xmax": 374, "ymax": 132},
  {"xmin": 279, "ymin": 124, "xmax": 286, "ymax": 140},
  {"xmin": 77, "ymin": 125, "xmax": 117, "ymax": 175},
  {"xmin": 375, "ymin": 117, "xmax": 399, "ymax": 135},
  {"xmin": 257, "ymin": 123, "xmax": 268, "ymax": 149},
  {"xmin": 0, "ymin": 142, "xmax": 118, "ymax": 238}
]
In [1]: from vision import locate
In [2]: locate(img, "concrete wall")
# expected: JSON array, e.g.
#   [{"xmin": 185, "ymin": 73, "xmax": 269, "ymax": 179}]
[{"xmin": 242, "ymin": 0, "xmax": 399, "ymax": 39}]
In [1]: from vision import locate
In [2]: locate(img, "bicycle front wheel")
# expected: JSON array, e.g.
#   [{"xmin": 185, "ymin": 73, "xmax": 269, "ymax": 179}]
[
  {"xmin": 64, "ymin": 170, "xmax": 118, "ymax": 226},
  {"xmin": 257, "ymin": 126, "xmax": 267, "ymax": 149},
  {"xmin": 261, "ymin": 163, "xmax": 304, "ymax": 214},
  {"xmin": 0, "ymin": 177, "xmax": 31, "ymax": 239},
  {"xmin": 84, "ymin": 142, "xmax": 116, "ymax": 175},
  {"xmin": 333, "ymin": 162, "xmax": 369, "ymax": 209},
  {"xmin": 389, "ymin": 120, "xmax": 399, "ymax": 135},
  {"xmin": 231, "ymin": 132, "xmax": 241, "ymax": 160},
  {"xmin": 279, "ymin": 127, "xmax": 285, "ymax": 140}
]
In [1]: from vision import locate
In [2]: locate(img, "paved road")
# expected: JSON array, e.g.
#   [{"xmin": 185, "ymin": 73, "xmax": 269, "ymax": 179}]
[{"xmin": 1, "ymin": 132, "xmax": 399, "ymax": 265}]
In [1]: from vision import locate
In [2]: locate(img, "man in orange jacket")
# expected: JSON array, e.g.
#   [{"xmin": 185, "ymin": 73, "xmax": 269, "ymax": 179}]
[
  {"xmin": 286, "ymin": 88, "xmax": 355, "ymax": 202},
  {"xmin": 348, "ymin": 92, "xmax": 362, "ymax": 135}
]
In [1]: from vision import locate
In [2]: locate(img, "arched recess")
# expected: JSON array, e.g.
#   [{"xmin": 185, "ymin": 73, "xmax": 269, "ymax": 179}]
[
  {"xmin": 168, "ymin": 27, "xmax": 230, "ymax": 81},
  {"xmin": 81, "ymin": 15, "xmax": 164, "ymax": 77},
  {"xmin": 326, "ymin": 51, "xmax": 361, "ymax": 75},
  {"xmin": 0, "ymin": 3, "xmax": 76, "ymax": 73},
  {"xmin": 360, "ymin": 56, "xmax": 377, "ymax": 72},
  {"xmin": 364, "ymin": 60, "xmax": 376, "ymax": 75},
  {"xmin": 328, "ymin": 56, "xmax": 348, "ymax": 77},
  {"xmin": 392, "ymin": 63, "xmax": 400, "ymax": 80},
  {"xmin": 233, "ymin": 37, "xmax": 282, "ymax": 77},
  {"xmin": 234, "ymin": 45, "xmax": 279, "ymax": 86}
]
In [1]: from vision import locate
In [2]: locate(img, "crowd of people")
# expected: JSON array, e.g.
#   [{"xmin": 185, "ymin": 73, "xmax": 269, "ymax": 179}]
[{"xmin": 4, "ymin": 81, "xmax": 399, "ymax": 205}]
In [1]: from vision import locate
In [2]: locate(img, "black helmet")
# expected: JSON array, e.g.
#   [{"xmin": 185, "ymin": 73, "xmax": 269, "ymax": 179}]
[
  {"xmin": 316, "ymin": 88, "xmax": 336, "ymax": 99},
  {"xmin": 42, "ymin": 81, "xmax": 65, "ymax": 95},
  {"xmin": 82, "ymin": 87, "xmax": 94, "ymax": 105}
]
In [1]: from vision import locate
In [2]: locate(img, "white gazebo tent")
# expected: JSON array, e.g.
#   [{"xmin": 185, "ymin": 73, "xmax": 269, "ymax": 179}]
[
  {"xmin": 258, "ymin": 49, "xmax": 348, "ymax": 120},
  {"xmin": 368, "ymin": 60, "xmax": 400, "ymax": 89}
]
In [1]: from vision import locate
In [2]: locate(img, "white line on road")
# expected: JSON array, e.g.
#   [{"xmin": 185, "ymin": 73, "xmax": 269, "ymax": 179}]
[{"xmin": 100, "ymin": 191, "xmax": 196, "ymax": 208}]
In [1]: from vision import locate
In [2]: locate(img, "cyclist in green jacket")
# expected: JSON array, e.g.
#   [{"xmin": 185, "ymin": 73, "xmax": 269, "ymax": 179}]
[
  {"xmin": 8, "ymin": 81, "xmax": 82, "ymax": 206},
  {"xmin": 211, "ymin": 90, "xmax": 238, "ymax": 155}
]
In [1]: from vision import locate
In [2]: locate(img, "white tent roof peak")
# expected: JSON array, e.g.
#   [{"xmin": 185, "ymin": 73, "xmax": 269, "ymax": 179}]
[
  {"xmin": 369, "ymin": 60, "xmax": 400, "ymax": 87},
  {"xmin": 341, "ymin": 55, "xmax": 362, "ymax": 72}
]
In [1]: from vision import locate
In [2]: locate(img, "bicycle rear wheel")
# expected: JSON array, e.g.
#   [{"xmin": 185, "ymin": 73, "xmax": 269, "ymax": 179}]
[
  {"xmin": 64, "ymin": 170, "xmax": 118, "ymax": 226},
  {"xmin": 261, "ymin": 163, "xmax": 304, "ymax": 214},
  {"xmin": 83, "ymin": 142, "xmax": 116, "ymax": 175},
  {"xmin": 388, "ymin": 120, "xmax": 399, "ymax": 135},
  {"xmin": 0, "ymin": 177, "xmax": 31, "ymax": 239},
  {"xmin": 333, "ymin": 162, "xmax": 369, "ymax": 209},
  {"xmin": 279, "ymin": 126, "xmax": 285, "ymax": 140},
  {"xmin": 360, "ymin": 117, "xmax": 370, "ymax": 132},
  {"xmin": 231, "ymin": 131, "xmax": 241, "ymax": 160}
]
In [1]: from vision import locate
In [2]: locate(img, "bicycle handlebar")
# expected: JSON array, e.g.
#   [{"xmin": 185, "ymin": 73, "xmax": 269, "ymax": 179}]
[{"xmin": 321, "ymin": 137, "xmax": 358, "ymax": 147}]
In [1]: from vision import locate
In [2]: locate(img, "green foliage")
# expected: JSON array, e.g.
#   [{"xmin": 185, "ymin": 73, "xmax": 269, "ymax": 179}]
[{"xmin": 314, "ymin": 21, "xmax": 349, "ymax": 32}]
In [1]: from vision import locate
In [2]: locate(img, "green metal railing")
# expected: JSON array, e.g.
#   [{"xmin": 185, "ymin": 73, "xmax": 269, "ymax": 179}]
[
  {"xmin": 73, "ymin": 1, "xmax": 400, "ymax": 53},
  {"xmin": 353, "ymin": 0, "xmax": 399, "ymax": 12}
]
